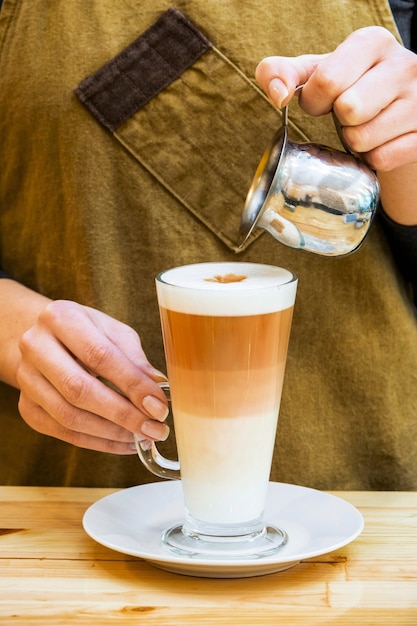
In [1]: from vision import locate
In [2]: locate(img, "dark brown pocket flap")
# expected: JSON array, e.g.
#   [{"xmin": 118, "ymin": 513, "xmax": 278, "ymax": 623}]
[{"xmin": 76, "ymin": 8, "xmax": 283, "ymax": 251}]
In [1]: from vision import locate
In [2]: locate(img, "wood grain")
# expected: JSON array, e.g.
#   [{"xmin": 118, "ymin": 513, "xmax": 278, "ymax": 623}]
[{"xmin": 0, "ymin": 487, "xmax": 416, "ymax": 625}]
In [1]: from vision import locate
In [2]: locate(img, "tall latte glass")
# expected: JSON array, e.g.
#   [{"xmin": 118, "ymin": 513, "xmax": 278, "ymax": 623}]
[{"xmin": 136, "ymin": 262, "xmax": 297, "ymax": 558}]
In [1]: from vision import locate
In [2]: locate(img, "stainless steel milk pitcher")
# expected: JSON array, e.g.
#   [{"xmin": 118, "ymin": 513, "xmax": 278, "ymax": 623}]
[{"xmin": 239, "ymin": 102, "xmax": 380, "ymax": 257}]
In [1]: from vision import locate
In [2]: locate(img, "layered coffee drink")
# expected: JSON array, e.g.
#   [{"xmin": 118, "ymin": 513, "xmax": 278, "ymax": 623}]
[{"xmin": 156, "ymin": 262, "xmax": 297, "ymax": 526}]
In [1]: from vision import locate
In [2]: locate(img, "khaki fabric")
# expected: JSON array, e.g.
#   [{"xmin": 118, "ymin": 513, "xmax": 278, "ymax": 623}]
[{"xmin": 0, "ymin": 0, "xmax": 416, "ymax": 489}]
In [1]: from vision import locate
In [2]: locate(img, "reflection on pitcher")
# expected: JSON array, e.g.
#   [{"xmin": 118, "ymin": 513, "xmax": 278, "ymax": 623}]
[{"xmin": 240, "ymin": 105, "xmax": 380, "ymax": 256}]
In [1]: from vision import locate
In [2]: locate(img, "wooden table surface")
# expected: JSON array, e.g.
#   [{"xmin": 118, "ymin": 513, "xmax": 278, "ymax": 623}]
[{"xmin": 0, "ymin": 486, "xmax": 416, "ymax": 625}]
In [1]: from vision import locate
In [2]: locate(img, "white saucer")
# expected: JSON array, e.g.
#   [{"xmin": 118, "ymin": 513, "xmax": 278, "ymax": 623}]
[{"xmin": 83, "ymin": 481, "xmax": 364, "ymax": 578}]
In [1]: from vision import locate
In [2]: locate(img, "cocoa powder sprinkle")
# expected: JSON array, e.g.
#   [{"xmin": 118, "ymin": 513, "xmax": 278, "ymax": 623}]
[{"xmin": 204, "ymin": 273, "xmax": 248, "ymax": 284}]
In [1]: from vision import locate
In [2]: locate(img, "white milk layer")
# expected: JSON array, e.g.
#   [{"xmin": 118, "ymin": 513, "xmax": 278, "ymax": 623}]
[
  {"xmin": 176, "ymin": 409, "xmax": 278, "ymax": 524},
  {"xmin": 156, "ymin": 262, "xmax": 297, "ymax": 315}
]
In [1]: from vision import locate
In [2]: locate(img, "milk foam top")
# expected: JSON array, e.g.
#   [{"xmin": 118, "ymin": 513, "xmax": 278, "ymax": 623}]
[{"xmin": 156, "ymin": 262, "xmax": 297, "ymax": 315}]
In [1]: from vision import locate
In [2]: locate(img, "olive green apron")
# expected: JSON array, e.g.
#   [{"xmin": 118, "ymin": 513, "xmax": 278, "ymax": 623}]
[{"xmin": 1, "ymin": 0, "xmax": 416, "ymax": 489}]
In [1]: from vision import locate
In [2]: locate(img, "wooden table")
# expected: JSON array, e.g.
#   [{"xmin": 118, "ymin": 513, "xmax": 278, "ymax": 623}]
[{"xmin": 0, "ymin": 487, "xmax": 416, "ymax": 625}]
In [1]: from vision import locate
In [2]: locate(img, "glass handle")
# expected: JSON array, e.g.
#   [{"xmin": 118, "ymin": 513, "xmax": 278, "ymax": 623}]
[{"xmin": 134, "ymin": 381, "xmax": 180, "ymax": 480}]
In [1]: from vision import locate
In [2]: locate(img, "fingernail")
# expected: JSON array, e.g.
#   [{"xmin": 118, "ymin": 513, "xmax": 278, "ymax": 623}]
[
  {"xmin": 142, "ymin": 395, "xmax": 169, "ymax": 421},
  {"xmin": 268, "ymin": 78, "xmax": 289, "ymax": 108},
  {"xmin": 147, "ymin": 367, "xmax": 169, "ymax": 383},
  {"xmin": 131, "ymin": 437, "xmax": 153, "ymax": 451},
  {"xmin": 142, "ymin": 420, "xmax": 170, "ymax": 441}
]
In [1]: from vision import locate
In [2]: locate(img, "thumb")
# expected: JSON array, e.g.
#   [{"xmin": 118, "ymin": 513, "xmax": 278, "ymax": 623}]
[{"xmin": 255, "ymin": 53, "xmax": 328, "ymax": 108}]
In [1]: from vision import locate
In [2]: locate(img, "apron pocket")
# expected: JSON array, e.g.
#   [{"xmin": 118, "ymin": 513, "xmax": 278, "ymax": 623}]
[{"xmin": 76, "ymin": 7, "xmax": 283, "ymax": 252}]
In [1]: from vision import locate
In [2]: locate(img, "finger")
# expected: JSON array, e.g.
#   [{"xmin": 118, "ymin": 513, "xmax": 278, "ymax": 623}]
[
  {"xmin": 255, "ymin": 53, "xmax": 326, "ymax": 107},
  {"xmin": 18, "ymin": 366, "xmax": 134, "ymax": 442},
  {"xmin": 19, "ymin": 328, "xmax": 169, "ymax": 438},
  {"xmin": 36, "ymin": 301, "xmax": 169, "ymax": 413},
  {"xmin": 18, "ymin": 358, "xmax": 170, "ymax": 445},
  {"xmin": 334, "ymin": 55, "xmax": 416, "ymax": 131},
  {"xmin": 300, "ymin": 27, "xmax": 400, "ymax": 116},
  {"xmin": 18, "ymin": 394, "xmax": 138, "ymax": 454},
  {"xmin": 85, "ymin": 305, "xmax": 157, "ymax": 371},
  {"xmin": 363, "ymin": 132, "xmax": 417, "ymax": 172},
  {"xmin": 343, "ymin": 98, "xmax": 417, "ymax": 155},
  {"xmin": 85, "ymin": 306, "xmax": 169, "ymax": 385}
]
